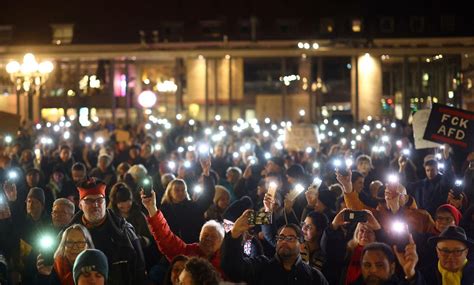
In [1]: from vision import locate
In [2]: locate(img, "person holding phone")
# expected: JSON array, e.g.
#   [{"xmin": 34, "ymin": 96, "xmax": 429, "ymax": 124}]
[
  {"xmin": 36, "ymin": 224, "xmax": 94, "ymax": 285},
  {"xmin": 321, "ymin": 208, "xmax": 383, "ymax": 285}
]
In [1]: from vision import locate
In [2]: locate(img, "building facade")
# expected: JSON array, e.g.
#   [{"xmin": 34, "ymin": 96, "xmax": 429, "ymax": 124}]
[{"xmin": 0, "ymin": 11, "xmax": 473, "ymax": 124}]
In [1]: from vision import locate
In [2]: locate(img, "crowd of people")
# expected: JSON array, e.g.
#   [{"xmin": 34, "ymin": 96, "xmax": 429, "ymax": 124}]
[{"xmin": 0, "ymin": 114, "xmax": 473, "ymax": 285}]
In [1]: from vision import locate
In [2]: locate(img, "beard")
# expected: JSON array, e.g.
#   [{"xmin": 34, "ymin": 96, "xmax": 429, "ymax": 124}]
[
  {"xmin": 277, "ymin": 246, "xmax": 296, "ymax": 260},
  {"xmin": 364, "ymin": 275, "xmax": 386, "ymax": 285},
  {"xmin": 85, "ymin": 209, "xmax": 105, "ymax": 223}
]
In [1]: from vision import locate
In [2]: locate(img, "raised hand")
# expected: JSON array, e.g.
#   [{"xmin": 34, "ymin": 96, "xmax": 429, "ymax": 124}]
[
  {"xmin": 242, "ymin": 165, "xmax": 252, "ymax": 180},
  {"xmin": 393, "ymin": 234, "xmax": 418, "ymax": 280},
  {"xmin": 363, "ymin": 209, "xmax": 381, "ymax": 230},
  {"xmin": 331, "ymin": 208, "xmax": 350, "ymax": 230},
  {"xmin": 231, "ymin": 209, "xmax": 254, "ymax": 239},
  {"xmin": 36, "ymin": 254, "xmax": 53, "ymax": 276},
  {"xmin": 141, "ymin": 190, "xmax": 158, "ymax": 217},
  {"xmin": 263, "ymin": 193, "xmax": 274, "ymax": 213},
  {"xmin": 447, "ymin": 190, "xmax": 463, "ymax": 209},
  {"xmin": 3, "ymin": 181, "xmax": 17, "ymax": 202},
  {"xmin": 200, "ymin": 156, "xmax": 211, "ymax": 176},
  {"xmin": 336, "ymin": 169, "xmax": 353, "ymax": 193}
]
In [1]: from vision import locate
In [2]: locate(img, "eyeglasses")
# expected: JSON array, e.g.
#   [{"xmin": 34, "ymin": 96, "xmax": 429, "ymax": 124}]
[
  {"xmin": 275, "ymin": 235, "xmax": 298, "ymax": 242},
  {"xmin": 300, "ymin": 223, "xmax": 314, "ymax": 231},
  {"xmin": 436, "ymin": 247, "xmax": 468, "ymax": 257},
  {"xmin": 65, "ymin": 241, "xmax": 87, "ymax": 248},
  {"xmin": 82, "ymin": 197, "xmax": 105, "ymax": 206}
]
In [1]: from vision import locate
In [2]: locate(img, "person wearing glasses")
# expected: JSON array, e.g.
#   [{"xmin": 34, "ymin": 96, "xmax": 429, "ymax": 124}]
[
  {"xmin": 36, "ymin": 224, "xmax": 94, "ymax": 285},
  {"xmin": 62, "ymin": 179, "xmax": 145, "ymax": 285},
  {"xmin": 419, "ymin": 226, "xmax": 474, "ymax": 285},
  {"xmin": 221, "ymin": 209, "xmax": 328, "ymax": 285}
]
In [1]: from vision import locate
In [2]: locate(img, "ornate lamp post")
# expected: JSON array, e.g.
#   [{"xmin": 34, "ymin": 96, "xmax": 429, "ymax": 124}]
[{"xmin": 5, "ymin": 53, "xmax": 54, "ymax": 121}]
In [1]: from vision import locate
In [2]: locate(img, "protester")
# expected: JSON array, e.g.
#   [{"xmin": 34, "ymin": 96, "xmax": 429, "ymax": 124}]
[
  {"xmin": 36, "ymin": 224, "xmax": 94, "ymax": 285},
  {"xmin": 72, "ymin": 249, "xmax": 108, "ymax": 285}
]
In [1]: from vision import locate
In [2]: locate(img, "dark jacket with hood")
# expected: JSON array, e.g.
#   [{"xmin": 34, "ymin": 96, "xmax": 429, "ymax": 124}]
[{"xmin": 63, "ymin": 209, "xmax": 145, "ymax": 285}]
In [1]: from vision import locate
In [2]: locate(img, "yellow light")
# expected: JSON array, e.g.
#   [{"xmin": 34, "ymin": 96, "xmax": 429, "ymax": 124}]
[
  {"xmin": 38, "ymin": 61, "xmax": 54, "ymax": 74},
  {"xmin": 6, "ymin": 61, "xmax": 20, "ymax": 74},
  {"xmin": 225, "ymin": 54, "xmax": 231, "ymax": 60},
  {"xmin": 352, "ymin": 19, "xmax": 362, "ymax": 32}
]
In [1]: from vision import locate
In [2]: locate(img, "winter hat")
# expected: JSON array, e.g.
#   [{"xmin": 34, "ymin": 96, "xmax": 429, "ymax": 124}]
[
  {"xmin": 213, "ymin": 185, "xmax": 230, "ymax": 205},
  {"xmin": 268, "ymin": 157, "xmax": 285, "ymax": 169},
  {"xmin": 317, "ymin": 189, "xmax": 338, "ymax": 211},
  {"xmin": 77, "ymin": 179, "xmax": 106, "ymax": 200},
  {"xmin": 436, "ymin": 204, "xmax": 462, "ymax": 226},
  {"xmin": 286, "ymin": 164, "xmax": 305, "ymax": 179},
  {"xmin": 223, "ymin": 196, "xmax": 253, "ymax": 222},
  {"xmin": 27, "ymin": 187, "xmax": 45, "ymax": 205},
  {"xmin": 127, "ymin": 164, "xmax": 148, "ymax": 182},
  {"xmin": 73, "ymin": 249, "xmax": 108, "ymax": 284}
]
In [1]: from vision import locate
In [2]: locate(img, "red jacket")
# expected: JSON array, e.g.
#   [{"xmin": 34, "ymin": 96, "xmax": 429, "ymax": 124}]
[{"xmin": 146, "ymin": 211, "xmax": 225, "ymax": 277}]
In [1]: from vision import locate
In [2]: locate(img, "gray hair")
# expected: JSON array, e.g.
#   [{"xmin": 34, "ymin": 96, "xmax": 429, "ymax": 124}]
[
  {"xmin": 53, "ymin": 198, "xmax": 75, "ymax": 214},
  {"xmin": 55, "ymin": 224, "xmax": 94, "ymax": 259},
  {"xmin": 201, "ymin": 220, "xmax": 225, "ymax": 240}
]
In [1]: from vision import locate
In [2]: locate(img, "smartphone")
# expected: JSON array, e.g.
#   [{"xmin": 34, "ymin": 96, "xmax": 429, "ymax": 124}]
[
  {"xmin": 391, "ymin": 221, "xmax": 409, "ymax": 252},
  {"xmin": 267, "ymin": 181, "xmax": 278, "ymax": 199},
  {"xmin": 343, "ymin": 210, "xmax": 368, "ymax": 223},
  {"xmin": 452, "ymin": 180, "xmax": 464, "ymax": 199},
  {"xmin": 141, "ymin": 177, "xmax": 153, "ymax": 197},
  {"xmin": 248, "ymin": 210, "xmax": 272, "ymax": 225},
  {"xmin": 38, "ymin": 235, "xmax": 57, "ymax": 266}
]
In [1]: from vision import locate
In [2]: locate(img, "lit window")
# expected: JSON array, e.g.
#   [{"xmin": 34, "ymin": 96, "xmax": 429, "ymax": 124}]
[
  {"xmin": 352, "ymin": 19, "xmax": 362, "ymax": 32},
  {"xmin": 50, "ymin": 24, "xmax": 74, "ymax": 45}
]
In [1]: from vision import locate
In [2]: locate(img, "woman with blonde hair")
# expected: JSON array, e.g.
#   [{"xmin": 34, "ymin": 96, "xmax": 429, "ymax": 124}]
[
  {"xmin": 159, "ymin": 158, "xmax": 215, "ymax": 243},
  {"xmin": 321, "ymin": 209, "xmax": 384, "ymax": 285},
  {"xmin": 36, "ymin": 224, "xmax": 94, "ymax": 285}
]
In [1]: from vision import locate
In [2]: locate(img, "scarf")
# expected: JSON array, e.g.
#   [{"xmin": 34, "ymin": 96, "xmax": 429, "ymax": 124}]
[
  {"xmin": 345, "ymin": 244, "xmax": 364, "ymax": 285},
  {"xmin": 438, "ymin": 259, "xmax": 467, "ymax": 285},
  {"xmin": 54, "ymin": 255, "xmax": 74, "ymax": 285}
]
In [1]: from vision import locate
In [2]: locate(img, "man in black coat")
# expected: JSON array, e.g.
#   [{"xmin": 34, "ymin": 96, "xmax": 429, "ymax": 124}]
[
  {"xmin": 221, "ymin": 209, "xmax": 328, "ymax": 285},
  {"xmin": 419, "ymin": 226, "xmax": 474, "ymax": 285},
  {"xmin": 63, "ymin": 179, "xmax": 145, "ymax": 285}
]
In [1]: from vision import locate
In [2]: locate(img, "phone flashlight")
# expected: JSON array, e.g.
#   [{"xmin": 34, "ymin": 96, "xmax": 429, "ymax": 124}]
[
  {"xmin": 85, "ymin": 137, "xmax": 92, "ymax": 144},
  {"xmin": 295, "ymin": 184, "xmax": 305, "ymax": 194},
  {"xmin": 168, "ymin": 161, "xmax": 176, "ymax": 170},
  {"xmin": 96, "ymin": 137, "xmax": 104, "ymax": 144},
  {"xmin": 184, "ymin": 161, "xmax": 192, "ymax": 168},
  {"xmin": 455, "ymin": 180, "xmax": 463, "ymax": 187},
  {"xmin": 313, "ymin": 161, "xmax": 320, "ymax": 169},
  {"xmin": 333, "ymin": 159, "xmax": 342, "ymax": 168},
  {"xmin": 402, "ymin": 149, "xmax": 410, "ymax": 156},
  {"xmin": 313, "ymin": 177, "xmax": 322, "ymax": 188},
  {"xmin": 345, "ymin": 158, "xmax": 353, "ymax": 168},
  {"xmin": 194, "ymin": 185, "xmax": 203, "ymax": 193},
  {"xmin": 387, "ymin": 174, "xmax": 399, "ymax": 184}
]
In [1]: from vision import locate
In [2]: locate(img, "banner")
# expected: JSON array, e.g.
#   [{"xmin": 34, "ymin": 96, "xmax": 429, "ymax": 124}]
[
  {"xmin": 412, "ymin": 109, "xmax": 442, "ymax": 149},
  {"xmin": 284, "ymin": 124, "xmax": 319, "ymax": 151},
  {"xmin": 423, "ymin": 103, "xmax": 474, "ymax": 149}
]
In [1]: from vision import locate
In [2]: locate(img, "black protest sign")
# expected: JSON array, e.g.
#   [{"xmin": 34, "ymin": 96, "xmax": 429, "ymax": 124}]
[{"xmin": 423, "ymin": 103, "xmax": 474, "ymax": 149}]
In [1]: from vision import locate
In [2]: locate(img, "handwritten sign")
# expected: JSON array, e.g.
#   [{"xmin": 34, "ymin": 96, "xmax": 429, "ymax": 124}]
[
  {"xmin": 284, "ymin": 124, "xmax": 319, "ymax": 151},
  {"xmin": 412, "ymin": 109, "xmax": 442, "ymax": 149}
]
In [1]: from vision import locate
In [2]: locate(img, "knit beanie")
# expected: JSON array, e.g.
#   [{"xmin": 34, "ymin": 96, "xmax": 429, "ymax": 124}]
[
  {"xmin": 27, "ymin": 187, "xmax": 45, "ymax": 205},
  {"xmin": 286, "ymin": 164, "xmax": 305, "ymax": 179},
  {"xmin": 223, "ymin": 196, "xmax": 253, "ymax": 222},
  {"xmin": 436, "ymin": 204, "xmax": 462, "ymax": 226},
  {"xmin": 317, "ymin": 190, "xmax": 338, "ymax": 211},
  {"xmin": 73, "ymin": 249, "xmax": 108, "ymax": 284}
]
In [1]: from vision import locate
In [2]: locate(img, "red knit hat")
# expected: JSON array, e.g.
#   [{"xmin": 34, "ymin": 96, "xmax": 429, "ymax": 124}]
[
  {"xmin": 77, "ymin": 179, "xmax": 106, "ymax": 200},
  {"xmin": 436, "ymin": 204, "xmax": 462, "ymax": 226}
]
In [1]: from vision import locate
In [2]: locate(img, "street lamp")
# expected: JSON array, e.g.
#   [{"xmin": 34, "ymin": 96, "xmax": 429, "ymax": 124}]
[{"xmin": 6, "ymin": 53, "xmax": 54, "ymax": 121}]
